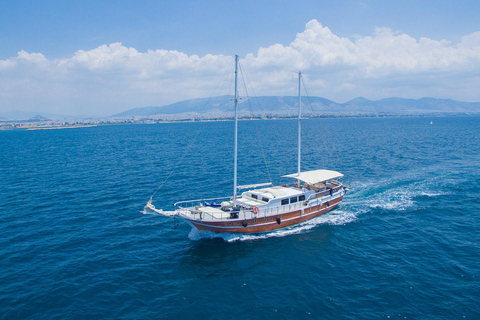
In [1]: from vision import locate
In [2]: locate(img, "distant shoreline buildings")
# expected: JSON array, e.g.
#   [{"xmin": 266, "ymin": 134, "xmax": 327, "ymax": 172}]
[{"xmin": 1, "ymin": 111, "xmax": 477, "ymax": 131}]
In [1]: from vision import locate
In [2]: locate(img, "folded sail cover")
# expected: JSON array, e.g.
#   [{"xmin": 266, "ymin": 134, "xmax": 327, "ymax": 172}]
[{"xmin": 283, "ymin": 169, "xmax": 344, "ymax": 184}]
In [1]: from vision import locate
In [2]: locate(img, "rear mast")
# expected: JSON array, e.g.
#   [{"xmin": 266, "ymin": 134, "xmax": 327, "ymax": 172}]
[
  {"xmin": 233, "ymin": 55, "xmax": 239, "ymax": 207},
  {"xmin": 297, "ymin": 71, "xmax": 302, "ymax": 180}
]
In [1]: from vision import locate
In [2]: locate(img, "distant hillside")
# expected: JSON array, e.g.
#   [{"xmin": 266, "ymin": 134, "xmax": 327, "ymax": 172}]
[
  {"xmin": 113, "ymin": 96, "xmax": 233, "ymax": 117},
  {"xmin": 4, "ymin": 96, "xmax": 479, "ymax": 122},
  {"xmin": 29, "ymin": 115, "xmax": 50, "ymax": 121},
  {"xmin": 113, "ymin": 95, "xmax": 341, "ymax": 117},
  {"xmin": 112, "ymin": 96, "xmax": 480, "ymax": 117}
]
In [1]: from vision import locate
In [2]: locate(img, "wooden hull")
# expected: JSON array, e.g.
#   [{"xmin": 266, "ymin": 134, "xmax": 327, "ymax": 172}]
[{"xmin": 180, "ymin": 196, "xmax": 343, "ymax": 234}]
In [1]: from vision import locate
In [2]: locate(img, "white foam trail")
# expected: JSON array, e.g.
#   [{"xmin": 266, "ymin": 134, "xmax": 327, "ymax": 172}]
[
  {"xmin": 344, "ymin": 172, "xmax": 447, "ymax": 212},
  {"xmin": 365, "ymin": 189, "xmax": 416, "ymax": 211},
  {"xmin": 188, "ymin": 209, "xmax": 358, "ymax": 242},
  {"xmin": 418, "ymin": 190, "xmax": 449, "ymax": 197}
]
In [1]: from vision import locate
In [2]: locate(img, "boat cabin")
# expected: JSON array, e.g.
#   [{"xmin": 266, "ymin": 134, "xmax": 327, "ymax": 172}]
[
  {"xmin": 239, "ymin": 186, "xmax": 307, "ymax": 208},
  {"xmin": 235, "ymin": 169, "xmax": 344, "ymax": 211}
]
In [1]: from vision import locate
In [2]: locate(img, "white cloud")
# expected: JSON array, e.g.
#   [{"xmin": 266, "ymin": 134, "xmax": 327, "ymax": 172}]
[
  {"xmin": 251, "ymin": 20, "xmax": 480, "ymax": 76},
  {"xmin": 1, "ymin": 19, "xmax": 480, "ymax": 116}
]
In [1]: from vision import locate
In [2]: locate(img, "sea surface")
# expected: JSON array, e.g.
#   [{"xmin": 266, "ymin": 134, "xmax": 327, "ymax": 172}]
[{"xmin": 1, "ymin": 116, "xmax": 479, "ymax": 319}]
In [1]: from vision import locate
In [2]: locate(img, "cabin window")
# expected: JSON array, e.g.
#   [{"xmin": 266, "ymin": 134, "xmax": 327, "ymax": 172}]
[
  {"xmin": 281, "ymin": 199, "xmax": 289, "ymax": 205},
  {"xmin": 262, "ymin": 197, "xmax": 269, "ymax": 203},
  {"xmin": 299, "ymin": 195, "xmax": 305, "ymax": 201},
  {"xmin": 251, "ymin": 194, "xmax": 258, "ymax": 199},
  {"xmin": 290, "ymin": 197, "xmax": 298, "ymax": 203}
]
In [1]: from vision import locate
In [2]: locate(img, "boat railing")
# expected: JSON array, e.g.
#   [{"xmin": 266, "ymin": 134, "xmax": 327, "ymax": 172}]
[
  {"xmin": 304, "ymin": 186, "xmax": 344, "ymax": 203},
  {"xmin": 213, "ymin": 187, "xmax": 345, "ymax": 220},
  {"xmin": 174, "ymin": 196, "xmax": 232, "ymax": 209},
  {"xmin": 312, "ymin": 185, "xmax": 343, "ymax": 199},
  {"xmin": 175, "ymin": 185, "xmax": 344, "ymax": 221},
  {"xmin": 250, "ymin": 189, "xmax": 345, "ymax": 218}
]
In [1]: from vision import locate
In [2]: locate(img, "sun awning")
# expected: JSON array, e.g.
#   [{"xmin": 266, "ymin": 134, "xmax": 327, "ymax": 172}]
[{"xmin": 282, "ymin": 169, "xmax": 344, "ymax": 184}]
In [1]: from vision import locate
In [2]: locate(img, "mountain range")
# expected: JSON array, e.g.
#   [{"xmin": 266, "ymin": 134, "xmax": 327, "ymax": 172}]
[
  {"xmin": 2, "ymin": 96, "xmax": 479, "ymax": 121},
  {"xmin": 112, "ymin": 96, "xmax": 480, "ymax": 118}
]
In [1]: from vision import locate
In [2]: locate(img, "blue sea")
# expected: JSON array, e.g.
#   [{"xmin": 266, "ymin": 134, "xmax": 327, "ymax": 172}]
[{"xmin": 1, "ymin": 116, "xmax": 479, "ymax": 319}]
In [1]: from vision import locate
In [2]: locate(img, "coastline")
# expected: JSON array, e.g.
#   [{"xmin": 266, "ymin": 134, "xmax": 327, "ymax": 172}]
[{"xmin": 0, "ymin": 112, "xmax": 477, "ymax": 131}]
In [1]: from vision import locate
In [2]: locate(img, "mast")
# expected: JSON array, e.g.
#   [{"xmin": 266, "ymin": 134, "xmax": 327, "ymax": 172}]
[
  {"xmin": 233, "ymin": 55, "xmax": 239, "ymax": 206},
  {"xmin": 297, "ymin": 71, "xmax": 302, "ymax": 178}
]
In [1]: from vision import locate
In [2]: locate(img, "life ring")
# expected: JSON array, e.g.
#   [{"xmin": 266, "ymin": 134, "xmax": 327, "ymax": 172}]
[{"xmin": 252, "ymin": 206, "xmax": 259, "ymax": 214}]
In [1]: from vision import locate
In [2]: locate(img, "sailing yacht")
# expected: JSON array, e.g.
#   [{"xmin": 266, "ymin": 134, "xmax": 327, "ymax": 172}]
[{"xmin": 145, "ymin": 55, "xmax": 345, "ymax": 234}]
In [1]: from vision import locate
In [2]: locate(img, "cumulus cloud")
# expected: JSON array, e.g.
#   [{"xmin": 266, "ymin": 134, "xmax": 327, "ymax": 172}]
[
  {"xmin": 250, "ymin": 20, "xmax": 480, "ymax": 75},
  {"xmin": 1, "ymin": 19, "xmax": 480, "ymax": 116}
]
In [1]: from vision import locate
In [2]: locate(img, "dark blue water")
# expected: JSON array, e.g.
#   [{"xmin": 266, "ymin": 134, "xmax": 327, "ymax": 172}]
[{"xmin": 1, "ymin": 116, "xmax": 479, "ymax": 319}]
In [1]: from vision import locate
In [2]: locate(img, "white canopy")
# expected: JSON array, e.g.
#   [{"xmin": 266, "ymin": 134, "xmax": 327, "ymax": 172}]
[{"xmin": 282, "ymin": 169, "xmax": 344, "ymax": 184}]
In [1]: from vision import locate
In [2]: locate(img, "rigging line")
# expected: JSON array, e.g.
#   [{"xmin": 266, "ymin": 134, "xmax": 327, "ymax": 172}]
[
  {"xmin": 238, "ymin": 61, "xmax": 274, "ymax": 185},
  {"xmin": 301, "ymin": 76, "xmax": 343, "ymax": 168},
  {"xmin": 302, "ymin": 84, "xmax": 337, "ymax": 167},
  {"xmin": 296, "ymin": 76, "xmax": 328, "ymax": 168},
  {"xmin": 301, "ymin": 85, "xmax": 332, "ymax": 164},
  {"xmin": 149, "ymin": 125, "xmax": 204, "ymax": 200},
  {"xmin": 302, "ymin": 80, "xmax": 342, "ymax": 168},
  {"xmin": 198, "ymin": 61, "xmax": 234, "ymax": 114},
  {"xmin": 226, "ymin": 64, "xmax": 235, "ymax": 109},
  {"xmin": 214, "ymin": 63, "xmax": 235, "ymax": 107},
  {"xmin": 150, "ymin": 58, "xmax": 235, "ymax": 201},
  {"xmin": 238, "ymin": 62, "xmax": 273, "ymax": 184}
]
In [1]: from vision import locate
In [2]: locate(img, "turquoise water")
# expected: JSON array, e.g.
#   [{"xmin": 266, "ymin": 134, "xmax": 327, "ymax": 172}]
[{"xmin": 1, "ymin": 116, "xmax": 479, "ymax": 319}]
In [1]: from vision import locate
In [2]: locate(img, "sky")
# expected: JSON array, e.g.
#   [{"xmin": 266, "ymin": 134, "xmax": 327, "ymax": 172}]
[{"xmin": 1, "ymin": 0, "xmax": 480, "ymax": 116}]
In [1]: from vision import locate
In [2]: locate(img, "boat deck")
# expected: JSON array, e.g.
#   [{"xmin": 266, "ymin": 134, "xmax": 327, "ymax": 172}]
[{"xmin": 176, "ymin": 183, "xmax": 344, "ymax": 222}]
